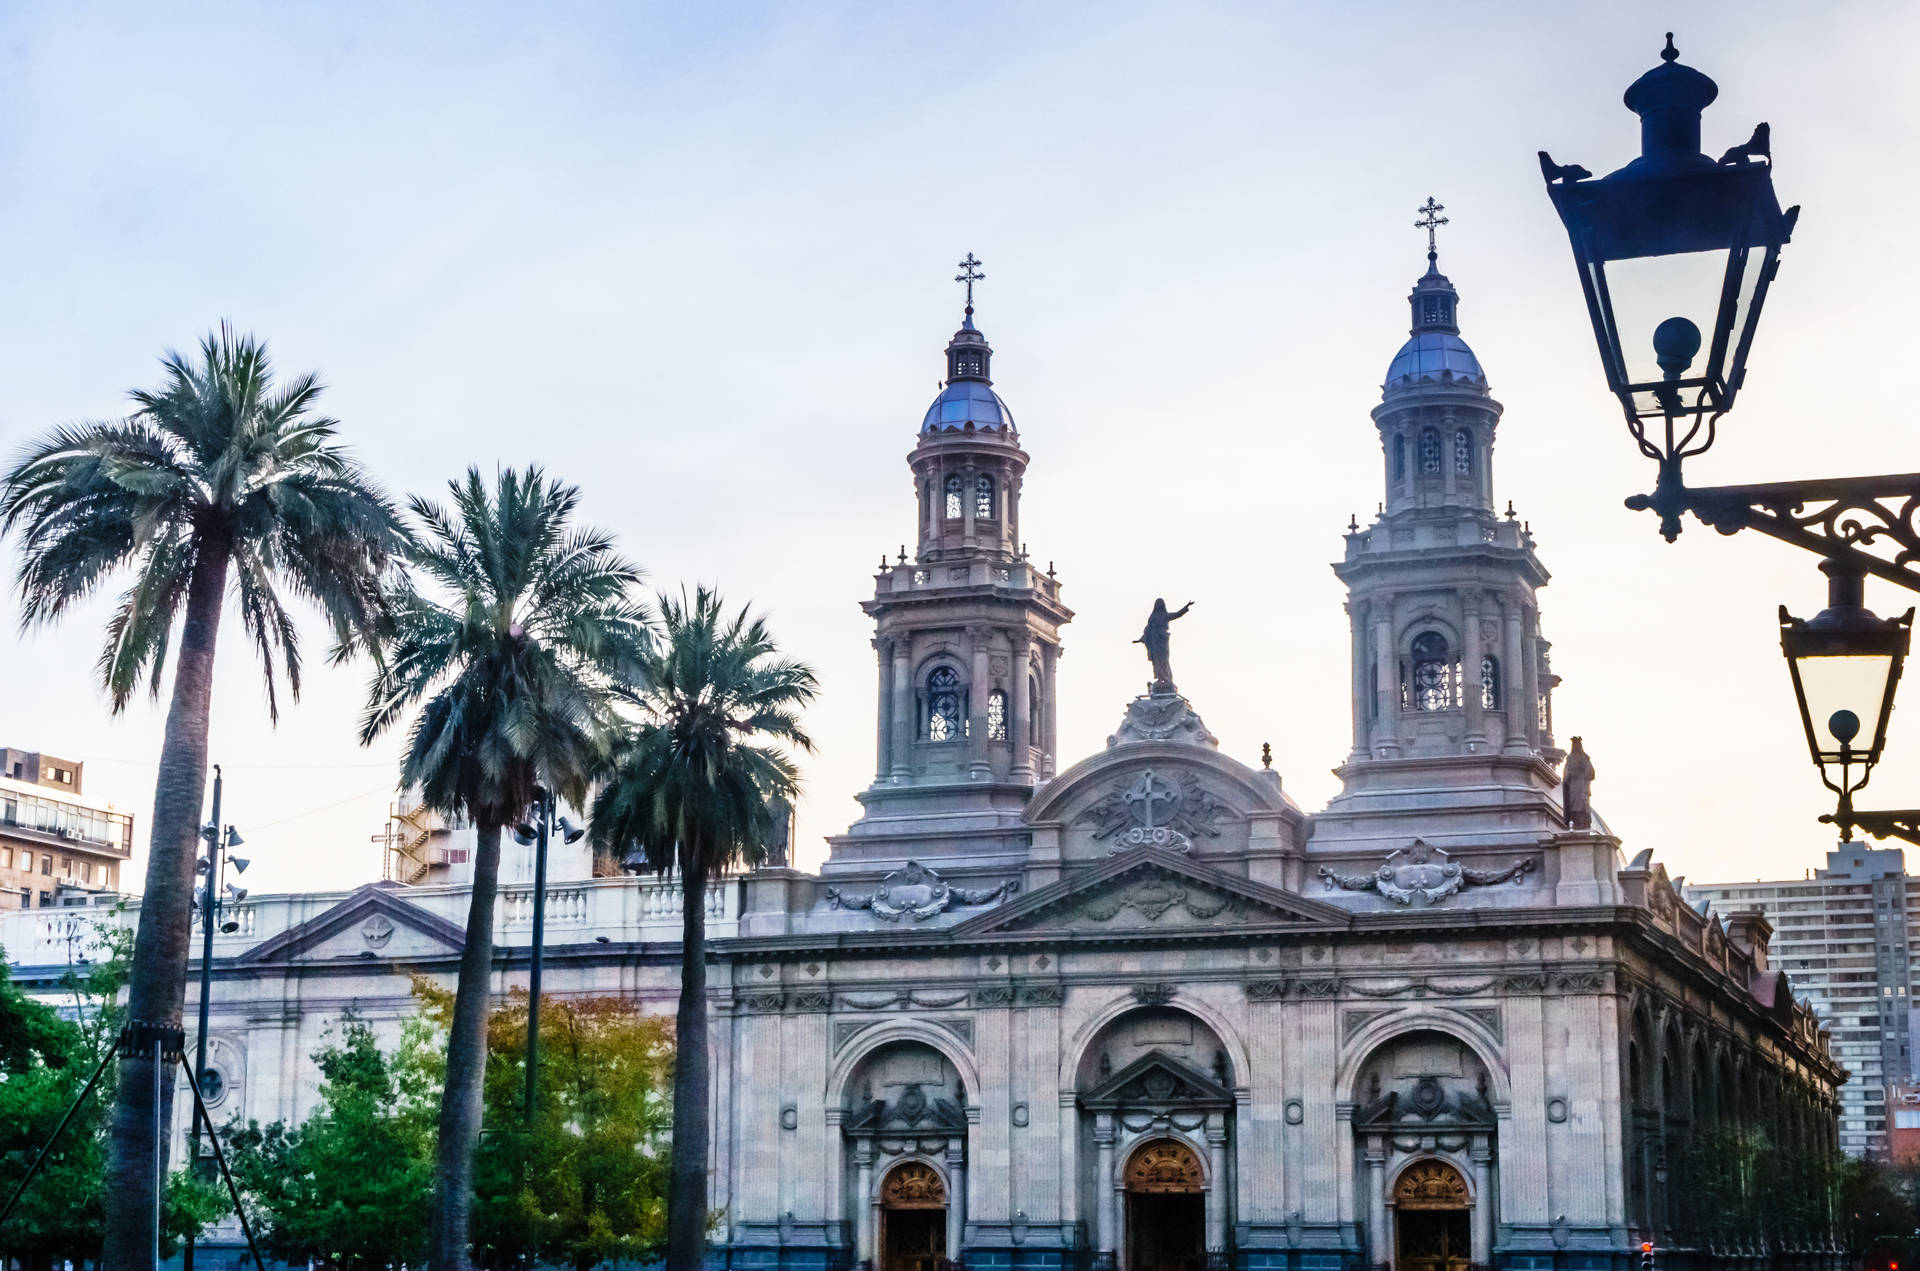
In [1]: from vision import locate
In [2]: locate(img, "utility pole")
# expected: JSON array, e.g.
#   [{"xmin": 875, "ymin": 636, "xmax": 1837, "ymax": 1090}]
[{"xmin": 183, "ymin": 764, "xmax": 221, "ymax": 1271}]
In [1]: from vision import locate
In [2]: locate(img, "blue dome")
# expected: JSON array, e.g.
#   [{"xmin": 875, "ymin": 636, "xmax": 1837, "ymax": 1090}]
[
  {"xmin": 1385, "ymin": 332, "xmax": 1486, "ymax": 392},
  {"xmin": 921, "ymin": 379, "xmax": 1015, "ymax": 433}
]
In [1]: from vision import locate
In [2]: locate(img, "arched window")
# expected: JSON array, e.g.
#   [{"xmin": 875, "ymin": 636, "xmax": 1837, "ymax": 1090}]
[
  {"xmin": 1420, "ymin": 427, "xmax": 1442, "ymax": 475},
  {"xmin": 926, "ymin": 667, "xmax": 963, "ymax": 741},
  {"xmin": 1480, "ymin": 654, "xmax": 1500, "ymax": 709},
  {"xmin": 1454, "ymin": 428, "xmax": 1472, "ymax": 476},
  {"xmin": 944, "ymin": 476, "xmax": 963, "ymax": 520},
  {"xmin": 1408, "ymin": 631, "xmax": 1458, "ymax": 712},
  {"xmin": 1029, "ymin": 674, "xmax": 1042, "ymax": 744},
  {"xmin": 987, "ymin": 689, "xmax": 1007, "ymax": 741},
  {"xmin": 976, "ymin": 475, "xmax": 995, "ymax": 520},
  {"xmin": 1392, "ymin": 435, "xmax": 1406, "ymax": 482}
]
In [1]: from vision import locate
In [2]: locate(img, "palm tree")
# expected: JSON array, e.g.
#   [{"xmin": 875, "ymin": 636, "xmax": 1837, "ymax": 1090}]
[
  {"xmin": 589, "ymin": 587, "xmax": 816, "ymax": 1271},
  {"xmin": 0, "ymin": 325, "xmax": 403, "ymax": 1270},
  {"xmin": 358, "ymin": 466, "xmax": 645, "ymax": 1271}
]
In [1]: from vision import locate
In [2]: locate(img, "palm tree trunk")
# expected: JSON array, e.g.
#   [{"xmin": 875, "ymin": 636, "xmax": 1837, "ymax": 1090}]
[
  {"xmin": 666, "ymin": 852, "xmax": 711, "ymax": 1271},
  {"xmin": 430, "ymin": 819, "xmax": 504, "ymax": 1271},
  {"xmin": 102, "ymin": 539, "xmax": 230, "ymax": 1271}
]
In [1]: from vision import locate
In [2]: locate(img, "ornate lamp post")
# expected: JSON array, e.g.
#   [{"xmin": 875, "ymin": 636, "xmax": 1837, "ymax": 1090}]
[
  {"xmin": 1543, "ymin": 34, "xmax": 1920, "ymax": 843},
  {"xmin": 511, "ymin": 786, "xmax": 584, "ymax": 1121}
]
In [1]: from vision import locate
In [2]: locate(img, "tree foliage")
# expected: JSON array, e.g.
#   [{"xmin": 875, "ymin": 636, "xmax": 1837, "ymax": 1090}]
[
  {"xmin": 226, "ymin": 983, "xmax": 672, "ymax": 1271},
  {"xmin": 0, "ymin": 919, "xmax": 222, "ymax": 1262}
]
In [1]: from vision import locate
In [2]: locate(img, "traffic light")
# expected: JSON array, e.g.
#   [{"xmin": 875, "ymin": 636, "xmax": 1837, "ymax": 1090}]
[{"xmin": 1639, "ymin": 1242, "xmax": 1655, "ymax": 1271}]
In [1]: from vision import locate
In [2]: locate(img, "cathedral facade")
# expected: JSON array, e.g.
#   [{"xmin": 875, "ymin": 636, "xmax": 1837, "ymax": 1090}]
[{"xmin": 2, "ymin": 246, "xmax": 1842, "ymax": 1271}]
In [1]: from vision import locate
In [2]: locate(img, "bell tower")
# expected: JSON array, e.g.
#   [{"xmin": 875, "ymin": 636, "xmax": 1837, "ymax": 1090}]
[
  {"xmin": 826, "ymin": 257, "xmax": 1073, "ymax": 875},
  {"xmin": 1310, "ymin": 205, "xmax": 1570, "ymax": 855}
]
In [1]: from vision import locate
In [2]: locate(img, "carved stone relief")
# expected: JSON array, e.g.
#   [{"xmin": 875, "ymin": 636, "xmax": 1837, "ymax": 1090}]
[
  {"xmin": 1075, "ymin": 768, "xmax": 1232, "ymax": 854},
  {"xmin": 825, "ymin": 860, "xmax": 1019, "ymax": 921},
  {"xmin": 1318, "ymin": 839, "xmax": 1538, "ymax": 905}
]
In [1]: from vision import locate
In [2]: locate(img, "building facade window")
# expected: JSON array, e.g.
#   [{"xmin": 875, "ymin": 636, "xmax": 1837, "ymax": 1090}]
[
  {"xmin": 1481, "ymin": 654, "xmax": 1500, "ymax": 709},
  {"xmin": 944, "ymin": 476, "xmax": 963, "ymax": 520},
  {"xmin": 1406, "ymin": 631, "xmax": 1459, "ymax": 712},
  {"xmin": 1393, "ymin": 436, "xmax": 1406, "ymax": 482},
  {"xmin": 976, "ymin": 476, "xmax": 995, "ymax": 520},
  {"xmin": 926, "ymin": 667, "xmax": 964, "ymax": 742},
  {"xmin": 1420, "ymin": 427, "xmax": 1442, "ymax": 475},
  {"xmin": 987, "ymin": 689, "xmax": 1008, "ymax": 741},
  {"xmin": 1454, "ymin": 428, "xmax": 1472, "ymax": 476}
]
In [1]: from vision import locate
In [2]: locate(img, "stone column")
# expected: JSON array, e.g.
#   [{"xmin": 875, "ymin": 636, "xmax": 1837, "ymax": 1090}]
[
  {"xmin": 1502, "ymin": 599, "xmax": 1528, "ymax": 755},
  {"xmin": 1094, "ymin": 1115, "xmax": 1118, "ymax": 1268},
  {"xmin": 825, "ymin": 1111, "xmax": 846, "ymax": 1232},
  {"xmin": 1010, "ymin": 632, "xmax": 1035, "ymax": 783},
  {"xmin": 891, "ymin": 641, "xmax": 914, "ymax": 782},
  {"xmin": 1041, "ymin": 643, "xmax": 1059, "ymax": 778},
  {"xmin": 1206, "ymin": 1115, "xmax": 1230, "ymax": 1260},
  {"xmin": 968, "ymin": 628, "xmax": 992, "ymax": 781},
  {"xmin": 962, "ymin": 463, "xmax": 977, "ymax": 547},
  {"xmin": 947, "ymin": 1141, "xmax": 967, "ymax": 1265},
  {"xmin": 875, "ymin": 638, "xmax": 893, "ymax": 783},
  {"xmin": 1470, "ymin": 1137, "xmax": 1495, "ymax": 1269},
  {"xmin": 855, "ymin": 1142, "xmax": 876, "ymax": 1269},
  {"xmin": 1371, "ymin": 610, "xmax": 1399, "ymax": 758},
  {"xmin": 1462, "ymin": 593, "xmax": 1486, "ymax": 749},
  {"xmin": 1365, "ymin": 1138, "xmax": 1389, "ymax": 1270},
  {"xmin": 1348, "ymin": 599, "xmax": 1371, "ymax": 760},
  {"xmin": 1520, "ymin": 610, "xmax": 1541, "ymax": 751}
]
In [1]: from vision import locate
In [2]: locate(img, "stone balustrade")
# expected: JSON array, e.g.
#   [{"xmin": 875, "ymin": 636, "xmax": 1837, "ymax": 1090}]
[{"xmin": 0, "ymin": 872, "xmax": 741, "ymax": 972}]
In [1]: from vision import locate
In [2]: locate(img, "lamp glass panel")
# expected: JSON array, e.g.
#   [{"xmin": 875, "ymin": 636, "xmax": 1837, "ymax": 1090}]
[
  {"xmin": 1795, "ymin": 650, "xmax": 1896, "ymax": 760},
  {"xmin": 1601, "ymin": 249, "xmax": 1732, "ymax": 394}
]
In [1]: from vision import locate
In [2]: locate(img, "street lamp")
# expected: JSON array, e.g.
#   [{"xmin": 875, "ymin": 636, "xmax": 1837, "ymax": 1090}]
[
  {"xmin": 1543, "ymin": 34, "xmax": 1920, "ymax": 844},
  {"xmin": 1780, "ymin": 562, "xmax": 1915, "ymax": 841},
  {"xmin": 1542, "ymin": 33, "xmax": 1797, "ymax": 541},
  {"xmin": 511, "ymin": 787, "xmax": 584, "ymax": 1122},
  {"xmin": 186, "ymin": 766, "xmax": 248, "ymax": 1271}
]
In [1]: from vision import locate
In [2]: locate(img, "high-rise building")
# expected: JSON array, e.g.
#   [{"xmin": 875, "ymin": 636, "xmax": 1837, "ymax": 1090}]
[
  {"xmin": 0, "ymin": 746, "xmax": 134, "ymax": 909},
  {"xmin": 1686, "ymin": 847, "xmax": 1916, "ymax": 1158}
]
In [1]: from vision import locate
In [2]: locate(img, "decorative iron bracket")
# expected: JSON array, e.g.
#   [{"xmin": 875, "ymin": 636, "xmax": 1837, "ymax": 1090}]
[
  {"xmin": 1628, "ymin": 472, "xmax": 1920, "ymax": 593},
  {"xmin": 1821, "ymin": 808, "xmax": 1920, "ymax": 847}
]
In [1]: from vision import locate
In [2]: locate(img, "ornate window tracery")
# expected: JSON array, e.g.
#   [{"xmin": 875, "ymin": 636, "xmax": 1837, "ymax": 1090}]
[
  {"xmin": 944, "ymin": 476, "xmax": 963, "ymax": 520},
  {"xmin": 1454, "ymin": 428, "xmax": 1473, "ymax": 476},
  {"xmin": 976, "ymin": 476, "xmax": 995, "ymax": 520},
  {"xmin": 987, "ymin": 689, "xmax": 1007, "ymax": 741},
  {"xmin": 1406, "ymin": 631, "xmax": 1460, "ymax": 712},
  {"xmin": 1480, "ymin": 654, "xmax": 1500, "ymax": 710},
  {"xmin": 1420, "ymin": 427, "xmax": 1442, "ymax": 475},
  {"xmin": 926, "ymin": 668, "xmax": 963, "ymax": 741}
]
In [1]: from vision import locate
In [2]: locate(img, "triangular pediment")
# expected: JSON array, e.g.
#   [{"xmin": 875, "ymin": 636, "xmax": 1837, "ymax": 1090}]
[
  {"xmin": 239, "ymin": 882, "xmax": 468, "ymax": 964},
  {"xmin": 951, "ymin": 847, "xmax": 1351, "ymax": 937},
  {"xmin": 1083, "ymin": 1050, "xmax": 1233, "ymax": 1110}
]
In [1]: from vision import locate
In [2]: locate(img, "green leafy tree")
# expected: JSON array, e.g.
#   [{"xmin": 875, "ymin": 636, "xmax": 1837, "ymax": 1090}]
[
  {"xmin": 589, "ymin": 587, "xmax": 816, "ymax": 1271},
  {"xmin": 356, "ymin": 467, "xmax": 646, "ymax": 1271},
  {"xmin": 225, "ymin": 1010, "xmax": 438, "ymax": 1269},
  {"xmin": 414, "ymin": 985, "xmax": 673, "ymax": 1269},
  {"xmin": 0, "ymin": 921, "xmax": 223, "ymax": 1264},
  {"xmin": 0, "ymin": 327, "xmax": 403, "ymax": 1269}
]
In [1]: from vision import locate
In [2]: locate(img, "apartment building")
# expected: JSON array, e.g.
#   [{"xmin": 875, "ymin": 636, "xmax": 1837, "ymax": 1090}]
[
  {"xmin": 1686, "ymin": 847, "xmax": 1916, "ymax": 1159},
  {"xmin": 0, "ymin": 746, "xmax": 134, "ymax": 909}
]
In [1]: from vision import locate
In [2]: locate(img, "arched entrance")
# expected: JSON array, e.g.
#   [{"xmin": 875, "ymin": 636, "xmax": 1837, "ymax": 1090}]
[
  {"xmin": 880, "ymin": 1161, "xmax": 946, "ymax": 1271},
  {"xmin": 1125, "ymin": 1139, "xmax": 1205, "ymax": 1271},
  {"xmin": 1394, "ymin": 1160, "xmax": 1470, "ymax": 1271}
]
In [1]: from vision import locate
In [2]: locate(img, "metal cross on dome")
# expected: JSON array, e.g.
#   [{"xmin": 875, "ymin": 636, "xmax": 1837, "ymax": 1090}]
[
  {"xmin": 1415, "ymin": 197, "xmax": 1449, "ymax": 258},
  {"xmin": 955, "ymin": 252, "xmax": 985, "ymax": 314}
]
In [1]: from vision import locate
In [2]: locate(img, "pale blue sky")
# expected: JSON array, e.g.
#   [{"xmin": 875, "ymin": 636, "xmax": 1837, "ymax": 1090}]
[{"xmin": 3, "ymin": 2, "xmax": 1916, "ymax": 895}]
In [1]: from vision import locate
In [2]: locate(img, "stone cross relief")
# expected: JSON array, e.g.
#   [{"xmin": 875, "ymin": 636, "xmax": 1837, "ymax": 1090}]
[
  {"xmin": 1074, "ymin": 767, "xmax": 1231, "ymax": 854},
  {"xmin": 1318, "ymin": 838, "xmax": 1537, "ymax": 906}
]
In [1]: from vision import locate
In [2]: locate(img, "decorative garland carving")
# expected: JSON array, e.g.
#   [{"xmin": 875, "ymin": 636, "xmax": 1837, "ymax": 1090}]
[
  {"xmin": 1244, "ymin": 979, "xmax": 1287, "ymax": 1001},
  {"xmin": 1318, "ymin": 839, "xmax": 1538, "ymax": 906},
  {"xmin": 1079, "ymin": 876, "xmax": 1245, "ymax": 924},
  {"xmin": 825, "ymin": 860, "xmax": 1019, "ymax": 922}
]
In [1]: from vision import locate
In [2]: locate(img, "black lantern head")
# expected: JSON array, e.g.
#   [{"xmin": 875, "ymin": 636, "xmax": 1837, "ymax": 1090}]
[
  {"xmin": 1544, "ymin": 34, "xmax": 1797, "ymax": 429},
  {"xmin": 1780, "ymin": 562, "xmax": 1912, "ymax": 782}
]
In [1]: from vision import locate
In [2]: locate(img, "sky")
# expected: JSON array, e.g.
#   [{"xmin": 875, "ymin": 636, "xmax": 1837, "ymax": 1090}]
[{"xmin": 2, "ymin": 1, "xmax": 1917, "ymax": 897}]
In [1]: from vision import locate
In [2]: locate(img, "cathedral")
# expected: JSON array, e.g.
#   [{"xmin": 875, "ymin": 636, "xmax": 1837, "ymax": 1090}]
[{"xmin": 2, "ymin": 238, "xmax": 1843, "ymax": 1271}]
